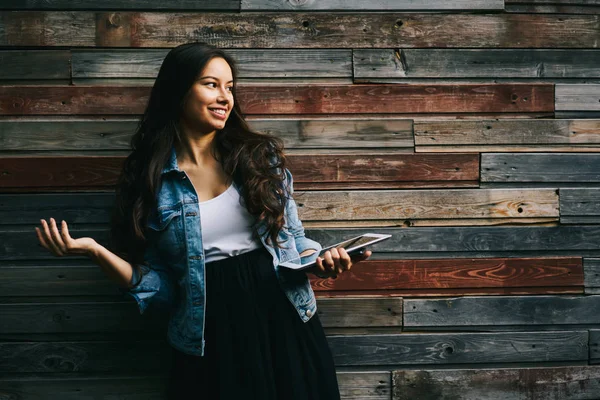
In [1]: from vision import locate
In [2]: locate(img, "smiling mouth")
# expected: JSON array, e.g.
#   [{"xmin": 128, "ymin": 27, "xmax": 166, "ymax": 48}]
[{"xmin": 209, "ymin": 108, "xmax": 227, "ymax": 116}]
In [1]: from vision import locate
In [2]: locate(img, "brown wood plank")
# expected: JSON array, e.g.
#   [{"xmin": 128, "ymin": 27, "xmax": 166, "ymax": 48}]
[
  {"xmin": 354, "ymin": 49, "xmax": 600, "ymax": 80},
  {"xmin": 0, "ymin": 154, "xmax": 479, "ymax": 191},
  {"xmin": 0, "ymin": 0, "xmax": 239, "ymax": 9},
  {"xmin": 0, "ymin": 118, "xmax": 412, "ymax": 151},
  {"xmin": 316, "ymin": 287, "xmax": 583, "ymax": 297},
  {"xmin": 505, "ymin": 4, "xmax": 600, "ymax": 13},
  {"xmin": 0, "ymin": 84, "xmax": 554, "ymax": 115},
  {"xmin": 1, "ymin": 12, "xmax": 598, "ymax": 48},
  {"xmin": 0, "ymin": 50, "xmax": 71, "ymax": 80},
  {"xmin": 404, "ymin": 295, "xmax": 600, "ymax": 329},
  {"xmin": 296, "ymin": 189, "xmax": 558, "ymax": 222},
  {"xmin": 241, "ymin": 0, "xmax": 504, "ymax": 10},
  {"xmin": 72, "ymin": 49, "xmax": 352, "ymax": 79},
  {"xmin": 415, "ymin": 119, "xmax": 600, "ymax": 153},
  {"xmin": 310, "ymin": 257, "xmax": 583, "ymax": 292},
  {"xmin": 556, "ymin": 84, "xmax": 600, "ymax": 112},
  {"xmin": 393, "ymin": 366, "xmax": 600, "ymax": 400}
]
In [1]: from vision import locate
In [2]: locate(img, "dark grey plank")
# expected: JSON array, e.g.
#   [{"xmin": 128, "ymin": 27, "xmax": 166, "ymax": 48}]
[
  {"xmin": 0, "ymin": 118, "xmax": 410, "ymax": 151},
  {"xmin": 8, "ymin": 225, "xmax": 600, "ymax": 260},
  {"xmin": 393, "ymin": 366, "xmax": 600, "ymax": 400},
  {"xmin": 72, "ymin": 49, "xmax": 352, "ymax": 78},
  {"xmin": 589, "ymin": 329, "xmax": 600, "ymax": 363},
  {"xmin": 560, "ymin": 188, "xmax": 600, "ymax": 224},
  {"xmin": 241, "ymin": 0, "xmax": 503, "ymax": 10},
  {"xmin": 482, "ymin": 153, "xmax": 600, "ymax": 183},
  {"xmin": 0, "ymin": 50, "xmax": 70, "ymax": 80},
  {"xmin": 585, "ymin": 259, "xmax": 600, "ymax": 294},
  {"xmin": 0, "ymin": 0, "xmax": 239, "ymax": 10},
  {"xmin": 328, "ymin": 331, "xmax": 588, "ymax": 366},
  {"xmin": 354, "ymin": 49, "xmax": 600, "ymax": 80},
  {"xmin": 404, "ymin": 296, "xmax": 600, "ymax": 329},
  {"xmin": 556, "ymin": 84, "xmax": 600, "ymax": 112}
]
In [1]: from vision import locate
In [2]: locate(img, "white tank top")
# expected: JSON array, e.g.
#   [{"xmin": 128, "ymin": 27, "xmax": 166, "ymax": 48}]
[{"xmin": 199, "ymin": 182, "xmax": 262, "ymax": 263}]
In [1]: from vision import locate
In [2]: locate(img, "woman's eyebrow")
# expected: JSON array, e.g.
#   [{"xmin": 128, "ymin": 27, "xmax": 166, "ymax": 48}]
[{"xmin": 197, "ymin": 75, "xmax": 234, "ymax": 83}]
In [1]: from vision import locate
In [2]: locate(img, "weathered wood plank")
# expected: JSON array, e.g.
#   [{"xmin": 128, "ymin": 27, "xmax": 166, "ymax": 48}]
[
  {"xmin": 482, "ymin": 153, "xmax": 600, "ymax": 183},
  {"xmin": 354, "ymin": 49, "xmax": 600, "ymax": 80},
  {"xmin": 415, "ymin": 119, "xmax": 600, "ymax": 153},
  {"xmin": 0, "ymin": 50, "xmax": 70, "ymax": 80},
  {"xmin": 0, "ymin": 84, "xmax": 555, "ymax": 115},
  {"xmin": 0, "ymin": 118, "xmax": 413, "ymax": 151},
  {"xmin": 560, "ymin": 188, "xmax": 600, "ymax": 224},
  {"xmin": 310, "ymin": 257, "xmax": 583, "ymax": 292},
  {"xmin": 404, "ymin": 296, "xmax": 600, "ymax": 329},
  {"xmin": 72, "ymin": 49, "xmax": 351, "ymax": 78},
  {"xmin": 329, "ymin": 331, "xmax": 588, "ymax": 366},
  {"xmin": 0, "ymin": 371, "xmax": 390, "ymax": 400},
  {"xmin": 393, "ymin": 366, "xmax": 600, "ymax": 400},
  {"xmin": 0, "ymin": 154, "xmax": 479, "ymax": 191},
  {"xmin": 1, "ymin": 12, "xmax": 598, "ymax": 48},
  {"xmin": 0, "ymin": 331, "xmax": 588, "ymax": 372},
  {"xmin": 296, "ymin": 189, "xmax": 558, "ymax": 222},
  {"xmin": 0, "ymin": 297, "xmax": 402, "ymax": 333},
  {"xmin": 590, "ymin": 330, "xmax": 600, "ymax": 363},
  {"xmin": 584, "ymin": 258, "xmax": 600, "ymax": 294},
  {"xmin": 556, "ymin": 84, "xmax": 600, "ymax": 112},
  {"xmin": 241, "ymin": 0, "xmax": 504, "ymax": 10},
  {"xmin": 1, "ymin": 0, "xmax": 239, "ymax": 9}
]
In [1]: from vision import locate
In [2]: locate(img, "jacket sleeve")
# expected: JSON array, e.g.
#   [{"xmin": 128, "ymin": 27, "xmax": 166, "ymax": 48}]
[
  {"xmin": 283, "ymin": 168, "xmax": 322, "ymax": 257},
  {"xmin": 119, "ymin": 242, "xmax": 176, "ymax": 315}
]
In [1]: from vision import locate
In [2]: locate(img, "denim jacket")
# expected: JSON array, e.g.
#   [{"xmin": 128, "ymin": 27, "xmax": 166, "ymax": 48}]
[{"xmin": 121, "ymin": 145, "xmax": 323, "ymax": 356}]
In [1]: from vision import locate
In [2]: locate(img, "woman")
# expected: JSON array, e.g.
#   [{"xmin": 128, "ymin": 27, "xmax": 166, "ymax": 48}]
[{"xmin": 35, "ymin": 42, "xmax": 371, "ymax": 399}]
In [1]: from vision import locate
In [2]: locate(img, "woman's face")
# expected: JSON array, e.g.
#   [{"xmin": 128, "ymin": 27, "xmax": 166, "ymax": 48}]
[{"xmin": 181, "ymin": 57, "xmax": 234, "ymax": 135}]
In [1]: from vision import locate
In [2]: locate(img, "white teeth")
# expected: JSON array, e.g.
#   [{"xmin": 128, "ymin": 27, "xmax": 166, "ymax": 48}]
[{"xmin": 210, "ymin": 109, "xmax": 225, "ymax": 115}]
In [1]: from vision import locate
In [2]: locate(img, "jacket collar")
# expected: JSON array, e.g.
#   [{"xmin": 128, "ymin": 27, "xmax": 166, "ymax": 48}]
[{"xmin": 161, "ymin": 144, "xmax": 180, "ymax": 175}]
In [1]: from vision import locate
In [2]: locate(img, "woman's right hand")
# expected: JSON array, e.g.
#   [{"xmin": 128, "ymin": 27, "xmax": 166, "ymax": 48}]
[{"xmin": 35, "ymin": 218, "xmax": 98, "ymax": 257}]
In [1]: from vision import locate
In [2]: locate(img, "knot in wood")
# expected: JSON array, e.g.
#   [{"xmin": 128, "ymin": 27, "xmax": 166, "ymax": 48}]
[
  {"xmin": 107, "ymin": 13, "xmax": 122, "ymax": 27},
  {"xmin": 289, "ymin": 0, "xmax": 309, "ymax": 5}
]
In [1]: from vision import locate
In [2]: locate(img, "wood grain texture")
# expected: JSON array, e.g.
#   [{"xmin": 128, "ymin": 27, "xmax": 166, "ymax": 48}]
[
  {"xmin": 393, "ymin": 366, "xmax": 600, "ymax": 400},
  {"xmin": 0, "ymin": 154, "xmax": 479, "ymax": 191},
  {"xmin": 241, "ymin": 0, "xmax": 504, "ymax": 10},
  {"xmin": 328, "ymin": 331, "xmax": 588, "ymax": 366},
  {"xmin": 0, "ymin": 297, "xmax": 401, "ymax": 332},
  {"xmin": 560, "ymin": 188, "xmax": 600, "ymax": 224},
  {"xmin": 295, "ymin": 189, "xmax": 558, "ymax": 222},
  {"xmin": 310, "ymin": 257, "xmax": 583, "ymax": 292},
  {"xmin": 0, "ymin": 84, "xmax": 555, "ymax": 115},
  {"xmin": 0, "ymin": 118, "xmax": 412, "ymax": 151},
  {"xmin": 354, "ymin": 49, "xmax": 600, "ymax": 80},
  {"xmin": 404, "ymin": 296, "xmax": 600, "ymax": 329},
  {"xmin": 72, "ymin": 49, "xmax": 352, "ymax": 78},
  {"xmin": 415, "ymin": 119, "xmax": 600, "ymax": 153},
  {"xmin": 556, "ymin": 84, "xmax": 600, "ymax": 112},
  {"xmin": 482, "ymin": 153, "xmax": 600, "ymax": 183},
  {"xmin": 584, "ymin": 258, "xmax": 600, "ymax": 294},
  {"xmin": 0, "ymin": 50, "xmax": 71, "ymax": 80},
  {"xmin": 590, "ymin": 329, "xmax": 600, "ymax": 363},
  {"xmin": 1, "ymin": 12, "xmax": 598, "ymax": 48},
  {"xmin": 0, "ymin": 0, "xmax": 239, "ymax": 9}
]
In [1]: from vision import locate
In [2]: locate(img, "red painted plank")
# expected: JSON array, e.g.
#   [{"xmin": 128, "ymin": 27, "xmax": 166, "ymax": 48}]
[{"xmin": 0, "ymin": 84, "xmax": 554, "ymax": 115}]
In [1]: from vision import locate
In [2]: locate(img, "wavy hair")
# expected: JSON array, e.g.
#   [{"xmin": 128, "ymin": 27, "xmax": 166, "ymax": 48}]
[{"xmin": 109, "ymin": 42, "xmax": 287, "ymax": 265}]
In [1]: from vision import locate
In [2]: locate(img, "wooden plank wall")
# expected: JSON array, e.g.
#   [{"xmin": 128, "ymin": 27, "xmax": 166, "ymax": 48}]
[{"xmin": 1, "ymin": 1, "xmax": 599, "ymax": 399}]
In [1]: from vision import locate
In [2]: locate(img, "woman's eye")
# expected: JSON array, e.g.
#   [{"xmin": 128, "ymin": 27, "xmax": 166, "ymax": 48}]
[
  {"xmin": 227, "ymin": 86, "xmax": 233, "ymax": 91},
  {"xmin": 206, "ymin": 82, "xmax": 217, "ymax": 87}
]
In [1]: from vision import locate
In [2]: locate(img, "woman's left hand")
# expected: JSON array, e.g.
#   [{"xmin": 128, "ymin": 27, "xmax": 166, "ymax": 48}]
[{"xmin": 309, "ymin": 247, "xmax": 371, "ymax": 278}]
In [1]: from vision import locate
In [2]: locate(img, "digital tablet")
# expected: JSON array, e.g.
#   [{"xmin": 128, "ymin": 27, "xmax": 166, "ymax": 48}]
[{"xmin": 279, "ymin": 233, "xmax": 392, "ymax": 271}]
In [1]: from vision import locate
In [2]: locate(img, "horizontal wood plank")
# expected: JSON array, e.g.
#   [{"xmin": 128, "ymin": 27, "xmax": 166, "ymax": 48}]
[
  {"xmin": 415, "ymin": 119, "xmax": 600, "ymax": 153},
  {"xmin": 0, "ymin": 84, "xmax": 554, "ymax": 115},
  {"xmin": 241, "ymin": 0, "xmax": 504, "ymax": 10},
  {"xmin": 354, "ymin": 49, "xmax": 600, "ymax": 80},
  {"xmin": 393, "ymin": 366, "xmax": 600, "ymax": 400},
  {"xmin": 482, "ymin": 153, "xmax": 600, "ymax": 183},
  {"xmin": 310, "ymin": 257, "xmax": 583, "ymax": 292},
  {"xmin": 72, "ymin": 49, "xmax": 352, "ymax": 78},
  {"xmin": 0, "ymin": 50, "xmax": 70, "ymax": 80},
  {"xmin": 404, "ymin": 296, "xmax": 600, "ymax": 329},
  {"xmin": 1, "ymin": 13, "xmax": 598, "ymax": 48},
  {"xmin": 328, "ymin": 331, "xmax": 588, "ymax": 366},
  {"xmin": 590, "ymin": 329, "xmax": 600, "ymax": 363},
  {"xmin": 0, "ymin": 118, "xmax": 413, "ymax": 151},
  {"xmin": 584, "ymin": 258, "xmax": 600, "ymax": 294},
  {"xmin": 0, "ymin": 154, "xmax": 479, "ymax": 191},
  {"xmin": 0, "ymin": 0, "xmax": 239, "ymax": 9},
  {"xmin": 556, "ymin": 84, "xmax": 600, "ymax": 112},
  {"xmin": 560, "ymin": 188, "xmax": 600, "ymax": 224}
]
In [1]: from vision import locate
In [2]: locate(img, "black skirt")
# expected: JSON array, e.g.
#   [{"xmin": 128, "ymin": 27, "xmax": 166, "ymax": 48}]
[{"xmin": 166, "ymin": 247, "xmax": 341, "ymax": 400}]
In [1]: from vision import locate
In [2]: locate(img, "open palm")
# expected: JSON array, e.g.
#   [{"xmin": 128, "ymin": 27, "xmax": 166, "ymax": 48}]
[{"xmin": 35, "ymin": 218, "xmax": 97, "ymax": 257}]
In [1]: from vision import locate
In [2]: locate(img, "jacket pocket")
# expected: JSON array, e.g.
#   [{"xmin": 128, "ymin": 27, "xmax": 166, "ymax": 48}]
[{"xmin": 147, "ymin": 204, "xmax": 186, "ymax": 266}]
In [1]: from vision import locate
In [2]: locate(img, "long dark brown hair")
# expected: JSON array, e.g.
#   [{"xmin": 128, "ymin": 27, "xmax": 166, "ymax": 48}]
[{"xmin": 109, "ymin": 42, "xmax": 287, "ymax": 265}]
